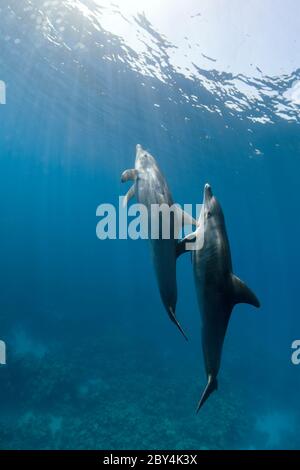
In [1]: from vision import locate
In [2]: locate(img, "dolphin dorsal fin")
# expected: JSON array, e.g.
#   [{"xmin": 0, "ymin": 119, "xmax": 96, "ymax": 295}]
[
  {"xmin": 176, "ymin": 207, "xmax": 198, "ymax": 228},
  {"xmin": 231, "ymin": 275, "xmax": 260, "ymax": 308}
]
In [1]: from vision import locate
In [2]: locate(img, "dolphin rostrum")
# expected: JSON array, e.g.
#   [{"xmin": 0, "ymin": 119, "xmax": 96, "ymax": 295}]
[
  {"xmin": 121, "ymin": 144, "xmax": 197, "ymax": 340},
  {"xmin": 177, "ymin": 183, "xmax": 260, "ymax": 410}
]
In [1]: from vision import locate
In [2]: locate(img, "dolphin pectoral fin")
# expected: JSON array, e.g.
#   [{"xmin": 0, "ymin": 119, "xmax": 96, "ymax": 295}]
[
  {"xmin": 121, "ymin": 169, "xmax": 137, "ymax": 182},
  {"xmin": 123, "ymin": 185, "xmax": 135, "ymax": 207},
  {"xmin": 231, "ymin": 275, "xmax": 260, "ymax": 308},
  {"xmin": 168, "ymin": 307, "xmax": 188, "ymax": 341},
  {"xmin": 176, "ymin": 232, "xmax": 197, "ymax": 259},
  {"xmin": 196, "ymin": 375, "xmax": 218, "ymax": 413},
  {"xmin": 176, "ymin": 207, "xmax": 198, "ymax": 227}
]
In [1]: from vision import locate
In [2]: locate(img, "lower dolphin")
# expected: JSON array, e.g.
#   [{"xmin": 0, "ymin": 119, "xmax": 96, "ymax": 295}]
[{"xmin": 177, "ymin": 183, "xmax": 260, "ymax": 410}]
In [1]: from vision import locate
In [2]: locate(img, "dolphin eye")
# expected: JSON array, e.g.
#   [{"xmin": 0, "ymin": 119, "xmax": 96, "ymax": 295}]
[{"xmin": 207, "ymin": 210, "xmax": 212, "ymax": 218}]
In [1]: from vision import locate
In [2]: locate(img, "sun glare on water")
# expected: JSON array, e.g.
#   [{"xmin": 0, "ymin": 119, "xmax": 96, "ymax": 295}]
[{"xmin": 95, "ymin": 0, "xmax": 163, "ymax": 15}]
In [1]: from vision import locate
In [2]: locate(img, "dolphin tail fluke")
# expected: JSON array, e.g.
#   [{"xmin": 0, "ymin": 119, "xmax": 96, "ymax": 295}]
[
  {"xmin": 168, "ymin": 307, "xmax": 188, "ymax": 341},
  {"xmin": 196, "ymin": 375, "xmax": 218, "ymax": 413}
]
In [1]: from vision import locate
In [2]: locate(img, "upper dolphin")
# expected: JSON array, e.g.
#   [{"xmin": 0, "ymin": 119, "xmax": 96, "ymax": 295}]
[
  {"xmin": 121, "ymin": 144, "xmax": 197, "ymax": 340},
  {"xmin": 177, "ymin": 183, "xmax": 260, "ymax": 410}
]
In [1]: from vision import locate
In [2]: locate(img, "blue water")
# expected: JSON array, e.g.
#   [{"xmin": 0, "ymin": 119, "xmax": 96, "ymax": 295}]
[{"xmin": 0, "ymin": 0, "xmax": 300, "ymax": 450}]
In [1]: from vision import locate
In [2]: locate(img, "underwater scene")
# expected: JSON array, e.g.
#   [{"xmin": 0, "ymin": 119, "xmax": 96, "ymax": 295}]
[{"xmin": 0, "ymin": 0, "xmax": 300, "ymax": 450}]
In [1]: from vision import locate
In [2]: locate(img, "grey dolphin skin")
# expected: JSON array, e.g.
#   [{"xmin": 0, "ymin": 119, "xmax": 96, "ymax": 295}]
[
  {"xmin": 121, "ymin": 144, "xmax": 197, "ymax": 340},
  {"xmin": 178, "ymin": 183, "xmax": 260, "ymax": 411}
]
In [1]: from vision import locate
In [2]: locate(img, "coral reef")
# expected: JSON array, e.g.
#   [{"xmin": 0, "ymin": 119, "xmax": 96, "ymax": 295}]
[{"xmin": 0, "ymin": 337, "xmax": 261, "ymax": 450}]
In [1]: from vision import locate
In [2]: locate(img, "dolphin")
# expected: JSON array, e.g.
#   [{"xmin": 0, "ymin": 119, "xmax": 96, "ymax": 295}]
[
  {"xmin": 121, "ymin": 144, "xmax": 197, "ymax": 340},
  {"xmin": 177, "ymin": 183, "xmax": 260, "ymax": 410}
]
